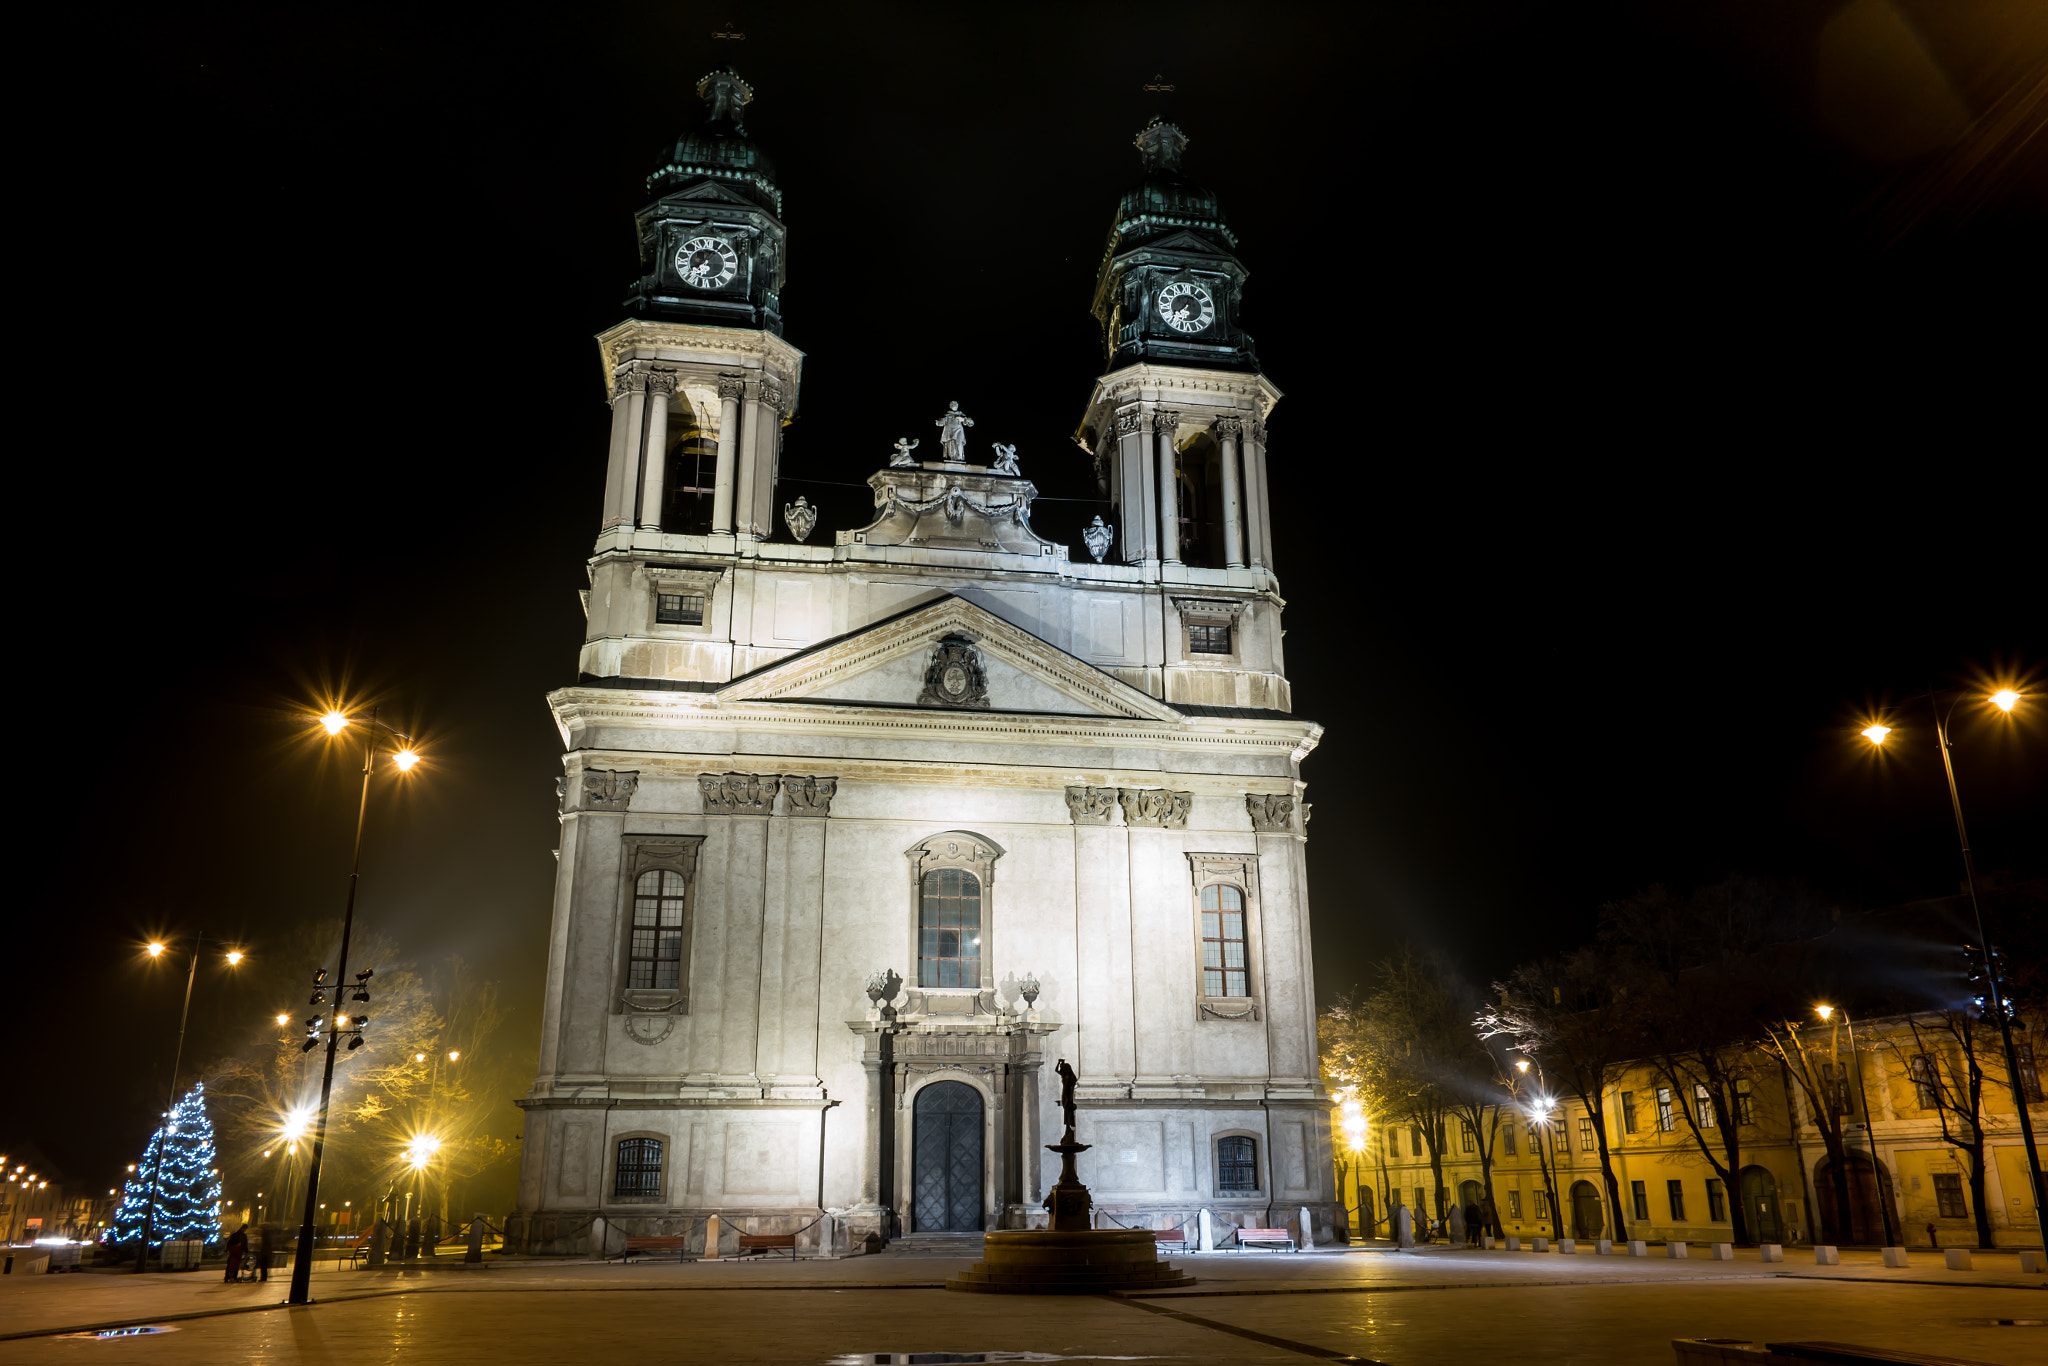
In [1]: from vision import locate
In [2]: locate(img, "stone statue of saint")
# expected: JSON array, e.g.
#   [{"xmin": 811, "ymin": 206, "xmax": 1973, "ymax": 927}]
[
  {"xmin": 1055, "ymin": 1058, "xmax": 1078, "ymax": 1132},
  {"xmin": 989, "ymin": 442, "xmax": 1019, "ymax": 475},
  {"xmin": 890, "ymin": 437, "xmax": 920, "ymax": 467},
  {"xmin": 934, "ymin": 402, "xmax": 975, "ymax": 462}
]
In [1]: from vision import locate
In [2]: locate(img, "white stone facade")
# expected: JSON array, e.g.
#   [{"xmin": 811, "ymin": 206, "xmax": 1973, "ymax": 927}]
[{"xmin": 510, "ymin": 319, "xmax": 1335, "ymax": 1254}]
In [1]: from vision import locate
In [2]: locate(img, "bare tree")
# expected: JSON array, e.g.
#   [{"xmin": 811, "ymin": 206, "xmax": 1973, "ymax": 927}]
[{"xmin": 1759, "ymin": 1016, "xmax": 1873, "ymax": 1244}]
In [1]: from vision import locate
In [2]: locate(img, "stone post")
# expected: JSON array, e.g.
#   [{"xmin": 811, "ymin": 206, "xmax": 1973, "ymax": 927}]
[
  {"xmin": 589, "ymin": 1215, "xmax": 607, "ymax": 1260},
  {"xmin": 712, "ymin": 375, "xmax": 744, "ymax": 534},
  {"xmin": 703, "ymin": 1213, "xmax": 721, "ymax": 1260},
  {"xmin": 1216, "ymin": 417, "xmax": 1246, "ymax": 568},
  {"xmin": 601, "ymin": 367, "xmax": 646, "ymax": 531},
  {"xmin": 1155, "ymin": 410, "xmax": 1182, "ymax": 565},
  {"xmin": 465, "ymin": 1215, "xmax": 484, "ymax": 1263},
  {"xmin": 1198, "ymin": 1207, "xmax": 1215, "ymax": 1252},
  {"xmin": 638, "ymin": 372, "xmax": 675, "ymax": 532}
]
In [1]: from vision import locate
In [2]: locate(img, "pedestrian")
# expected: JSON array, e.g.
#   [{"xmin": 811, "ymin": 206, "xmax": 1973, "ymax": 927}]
[
  {"xmin": 256, "ymin": 1223, "xmax": 275, "ymax": 1282},
  {"xmin": 223, "ymin": 1223, "xmax": 248, "ymax": 1282},
  {"xmin": 1464, "ymin": 1202, "xmax": 1482, "ymax": 1245}
]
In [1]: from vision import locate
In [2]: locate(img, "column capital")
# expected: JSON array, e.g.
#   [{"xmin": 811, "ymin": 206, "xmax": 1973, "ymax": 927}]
[
  {"xmin": 1213, "ymin": 416, "xmax": 1245, "ymax": 439},
  {"xmin": 642, "ymin": 370, "xmax": 678, "ymax": 396},
  {"xmin": 760, "ymin": 376, "xmax": 786, "ymax": 413},
  {"xmin": 1154, "ymin": 409, "xmax": 1182, "ymax": 433},
  {"xmin": 610, "ymin": 369, "xmax": 647, "ymax": 402},
  {"xmin": 1114, "ymin": 408, "xmax": 1145, "ymax": 436},
  {"xmin": 717, "ymin": 373, "xmax": 747, "ymax": 401}
]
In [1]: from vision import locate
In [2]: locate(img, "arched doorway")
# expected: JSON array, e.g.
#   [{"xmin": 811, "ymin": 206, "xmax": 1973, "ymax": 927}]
[
  {"xmin": 912, "ymin": 1081, "xmax": 984, "ymax": 1231},
  {"xmin": 1740, "ymin": 1166, "xmax": 1782, "ymax": 1244},
  {"xmin": 1570, "ymin": 1181, "xmax": 1604, "ymax": 1239},
  {"xmin": 1815, "ymin": 1153, "xmax": 1895, "ymax": 1246},
  {"xmin": 1458, "ymin": 1180, "xmax": 1484, "ymax": 1215}
]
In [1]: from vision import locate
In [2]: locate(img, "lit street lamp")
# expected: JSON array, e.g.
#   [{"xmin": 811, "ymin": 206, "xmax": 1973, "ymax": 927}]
[
  {"xmin": 1812, "ymin": 1004, "xmax": 1899, "ymax": 1247},
  {"xmin": 287, "ymin": 706, "xmax": 423, "ymax": 1306},
  {"xmin": 1859, "ymin": 685, "xmax": 2044, "ymax": 1254},
  {"xmin": 134, "ymin": 934, "xmax": 245, "ymax": 1272},
  {"xmin": 1514, "ymin": 1058, "xmax": 1564, "ymax": 1241}
]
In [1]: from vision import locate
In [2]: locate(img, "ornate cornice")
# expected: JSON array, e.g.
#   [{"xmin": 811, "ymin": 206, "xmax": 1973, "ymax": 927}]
[{"xmin": 596, "ymin": 318, "xmax": 804, "ymax": 394}]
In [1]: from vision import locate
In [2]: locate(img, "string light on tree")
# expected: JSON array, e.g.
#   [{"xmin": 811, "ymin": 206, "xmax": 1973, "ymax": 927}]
[{"xmin": 106, "ymin": 1085, "xmax": 223, "ymax": 1248}]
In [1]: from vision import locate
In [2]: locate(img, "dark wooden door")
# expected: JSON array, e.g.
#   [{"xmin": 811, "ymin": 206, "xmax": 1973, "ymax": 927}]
[{"xmin": 912, "ymin": 1081, "xmax": 983, "ymax": 1231}]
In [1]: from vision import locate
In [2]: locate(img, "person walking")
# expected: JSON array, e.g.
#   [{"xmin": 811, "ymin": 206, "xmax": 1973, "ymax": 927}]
[
  {"xmin": 223, "ymin": 1223, "xmax": 248, "ymax": 1282},
  {"xmin": 1464, "ymin": 1202, "xmax": 1482, "ymax": 1245}
]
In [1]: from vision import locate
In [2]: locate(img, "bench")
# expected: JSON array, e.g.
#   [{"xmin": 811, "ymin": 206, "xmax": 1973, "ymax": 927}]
[
  {"xmin": 1232, "ymin": 1227, "xmax": 1297, "ymax": 1253},
  {"xmin": 621, "ymin": 1235, "xmax": 689, "ymax": 1262},
  {"xmin": 737, "ymin": 1233, "xmax": 798, "ymax": 1260},
  {"xmin": 1153, "ymin": 1230, "xmax": 1188, "ymax": 1253}
]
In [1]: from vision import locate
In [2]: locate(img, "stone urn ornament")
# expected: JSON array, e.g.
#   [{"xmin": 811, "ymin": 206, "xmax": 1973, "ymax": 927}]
[
  {"xmin": 783, "ymin": 496, "xmax": 817, "ymax": 542},
  {"xmin": 1082, "ymin": 515, "xmax": 1114, "ymax": 563},
  {"xmin": 1019, "ymin": 974, "xmax": 1041, "ymax": 1009}
]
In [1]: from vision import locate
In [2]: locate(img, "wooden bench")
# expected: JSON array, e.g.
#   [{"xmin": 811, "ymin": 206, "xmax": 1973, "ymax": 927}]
[
  {"xmin": 736, "ymin": 1233, "xmax": 798, "ymax": 1260},
  {"xmin": 1153, "ymin": 1230, "xmax": 1188, "ymax": 1252},
  {"xmin": 1231, "ymin": 1227, "xmax": 1297, "ymax": 1252},
  {"xmin": 621, "ymin": 1235, "xmax": 689, "ymax": 1262}
]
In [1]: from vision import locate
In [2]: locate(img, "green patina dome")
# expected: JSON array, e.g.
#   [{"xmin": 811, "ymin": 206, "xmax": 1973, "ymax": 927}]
[
  {"xmin": 646, "ymin": 68, "xmax": 781, "ymax": 215},
  {"xmin": 1110, "ymin": 117, "xmax": 1237, "ymax": 252}
]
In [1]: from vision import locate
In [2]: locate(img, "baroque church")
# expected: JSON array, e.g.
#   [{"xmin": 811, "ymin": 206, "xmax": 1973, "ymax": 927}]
[{"xmin": 511, "ymin": 68, "xmax": 1334, "ymax": 1254}]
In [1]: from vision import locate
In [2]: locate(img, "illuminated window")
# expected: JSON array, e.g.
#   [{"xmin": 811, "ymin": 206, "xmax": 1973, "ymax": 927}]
[
  {"xmin": 1507, "ymin": 1190, "xmax": 1523, "ymax": 1219},
  {"xmin": 655, "ymin": 592, "xmax": 705, "ymax": 626},
  {"xmin": 1695, "ymin": 1084, "xmax": 1716, "ymax": 1129},
  {"xmin": 918, "ymin": 868, "xmax": 982, "ymax": 988},
  {"xmin": 1199, "ymin": 885, "xmax": 1249, "ymax": 997},
  {"xmin": 1578, "ymin": 1116, "xmax": 1595, "ymax": 1152},
  {"xmin": 1656, "ymin": 1088, "xmax": 1675, "ymax": 1132},
  {"xmin": 614, "ymin": 1138, "xmax": 662, "ymax": 1199},
  {"xmin": 1461, "ymin": 1123, "xmax": 1476, "ymax": 1154},
  {"xmin": 628, "ymin": 870, "xmax": 686, "ymax": 990}
]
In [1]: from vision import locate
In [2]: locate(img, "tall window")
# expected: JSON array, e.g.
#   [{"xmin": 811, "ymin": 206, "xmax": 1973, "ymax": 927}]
[
  {"xmin": 2017, "ymin": 1041, "xmax": 2043, "ymax": 1104},
  {"xmin": 1706, "ymin": 1178, "xmax": 1727, "ymax": 1222},
  {"xmin": 1933, "ymin": 1172, "xmax": 1967, "ymax": 1218},
  {"xmin": 1820, "ymin": 1062, "xmax": 1854, "ymax": 1115},
  {"xmin": 1410, "ymin": 1126, "xmax": 1423, "ymax": 1157},
  {"xmin": 1910, "ymin": 1054, "xmax": 1939, "ymax": 1109},
  {"xmin": 1578, "ymin": 1115, "xmax": 1595, "ymax": 1152},
  {"xmin": 1199, "ymin": 885, "xmax": 1248, "ymax": 996},
  {"xmin": 1667, "ymin": 1180, "xmax": 1687, "ymax": 1221},
  {"xmin": 1527, "ymin": 1122, "xmax": 1541, "ymax": 1154},
  {"xmin": 1217, "ymin": 1136, "xmax": 1257, "ymax": 1193},
  {"xmin": 1504, "ymin": 1123, "xmax": 1518, "ymax": 1156},
  {"xmin": 1734, "ymin": 1078, "xmax": 1756, "ymax": 1126},
  {"xmin": 1506, "ymin": 1190, "xmax": 1523, "ymax": 1219},
  {"xmin": 1631, "ymin": 1180, "xmax": 1649, "ymax": 1221},
  {"xmin": 629, "ymin": 869, "xmax": 687, "ymax": 989},
  {"xmin": 918, "ymin": 868, "xmax": 982, "ymax": 987},
  {"xmin": 1620, "ymin": 1092, "xmax": 1638, "ymax": 1134},
  {"xmin": 1656, "ymin": 1087, "xmax": 1675, "ymax": 1131},
  {"xmin": 1461, "ymin": 1123, "xmax": 1476, "ymax": 1154},
  {"xmin": 614, "ymin": 1138, "xmax": 662, "ymax": 1198},
  {"xmin": 1695, "ymin": 1084, "xmax": 1717, "ymax": 1129}
]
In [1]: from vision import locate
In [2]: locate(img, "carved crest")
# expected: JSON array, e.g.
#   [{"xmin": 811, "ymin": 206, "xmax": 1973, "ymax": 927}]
[
  {"xmin": 917, "ymin": 635, "xmax": 990, "ymax": 709},
  {"xmin": 1118, "ymin": 787, "xmax": 1192, "ymax": 829},
  {"xmin": 1064, "ymin": 786, "xmax": 1118, "ymax": 825},
  {"xmin": 1246, "ymin": 793, "xmax": 1295, "ymax": 833},
  {"xmin": 697, "ymin": 772, "xmax": 777, "ymax": 814},
  {"xmin": 781, "ymin": 775, "xmax": 838, "ymax": 816},
  {"xmin": 582, "ymin": 770, "xmax": 639, "ymax": 810}
]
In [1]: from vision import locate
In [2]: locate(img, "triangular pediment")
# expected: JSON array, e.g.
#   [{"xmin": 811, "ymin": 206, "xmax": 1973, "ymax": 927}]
[{"xmin": 717, "ymin": 595, "xmax": 1181, "ymax": 722}]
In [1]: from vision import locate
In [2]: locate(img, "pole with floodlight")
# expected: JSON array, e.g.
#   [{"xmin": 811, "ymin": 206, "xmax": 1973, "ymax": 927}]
[
  {"xmin": 1812, "ymin": 1004, "xmax": 1899, "ymax": 1247},
  {"xmin": 1861, "ymin": 686, "xmax": 2044, "ymax": 1254},
  {"xmin": 286, "ymin": 708, "xmax": 422, "ymax": 1305},
  {"xmin": 135, "ymin": 934, "xmax": 245, "ymax": 1272}
]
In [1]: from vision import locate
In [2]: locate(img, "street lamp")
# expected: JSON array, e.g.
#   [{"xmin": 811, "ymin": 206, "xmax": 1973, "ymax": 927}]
[
  {"xmin": 1812, "ymin": 1004, "xmax": 1899, "ymax": 1247},
  {"xmin": 1858, "ymin": 685, "xmax": 2044, "ymax": 1254},
  {"xmin": 287, "ymin": 705, "xmax": 423, "ymax": 1306},
  {"xmin": 1513, "ymin": 1058, "xmax": 1564, "ymax": 1240},
  {"xmin": 134, "ymin": 934, "xmax": 244, "ymax": 1272}
]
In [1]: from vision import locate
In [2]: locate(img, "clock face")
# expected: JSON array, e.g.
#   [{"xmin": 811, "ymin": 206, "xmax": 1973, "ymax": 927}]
[
  {"xmin": 675, "ymin": 236, "xmax": 740, "ymax": 290},
  {"xmin": 1156, "ymin": 281, "xmax": 1216, "ymax": 333}
]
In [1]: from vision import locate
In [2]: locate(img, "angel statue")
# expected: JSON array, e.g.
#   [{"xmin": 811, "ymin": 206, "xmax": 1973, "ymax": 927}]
[
  {"xmin": 889, "ymin": 437, "xmax": 920, "ymax": 467},
  {"xmin": 934, "ymin": 401, "xmax": 975, "ymax": 462},
  {"xmin": 989, "ymin": 442, "xmax": 1020, "ymax": 475}
]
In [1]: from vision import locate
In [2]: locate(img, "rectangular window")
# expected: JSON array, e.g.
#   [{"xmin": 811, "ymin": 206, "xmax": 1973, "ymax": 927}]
[
  {"xmin": 1578, "ymin": 1115, "xmax": 1595, "ymax": 1152},
  {"xmin": 1217, "ymin": 1136, "xmax": 1258, "ymax": 1193},
  {"xmin": 1734, "ymin": 1078, "xmax": 1756, "ymax": 1126},
  {"xmin": 1528, "ymin": 1122, "xmax": 1541, "ymax": 1154},
  {"xmin": 1707, "ymin": 1178, "xmax": 1727, "ymax": 1222},
  {"xmin": 655, "ymin": 592, "xmax": 706, "ymax": 626},
  {"xmin": 1820, "ymin": 1062, "xmax": 1854, "ymax": 1115},
  {"xmin": 2017, "ymin": 1042, "xmax": 2044, "ymax": 1104},
  {"xmin": 1667, "ymin": 1180, "xmax": 1687, "ymax": 1221},
  {"xmin": 1461, "ymin": 1123, "xmax": 1476, "ymax": 1154},
  {"xmin": 1656, "ymin": 1087, "xmax": 1675, "ymax": 1132},
  {"xmin": 1621, "ymin": 1092, "xmax": 1638, "ymax": 1134},
  {"xmin": 1199, "ymin": 885, "xmax": 1249, "ymax": 997},
  {"xmin": 1503, "ymin": 1123, "xmax": 1517, "ymax": 1157},
  {"xmin": 1696, "ymin": 1084, "xmax": 1717, "ymax": 1129},
  {"xmin": 1410, "ymin": 1126, "xmax": 1422, "ymax": 1157},
  {"xmin": 614, "ymin": 1137, "xmax": 663, "ymax": 1199},
  {"xmin": 1507, "ymin": 1190, "xmax": 1523, "ymax": 1219},
  {"xmin": 1631, "ymin": 1180, "xmax": 1649, "ymax": 1221},
  {"xmin": 918, "ymin": 868, "xmax": 983, "ymax": 988},
  {"xmin": 1910, "ymin": 1054, "xmax": 1939, "ymax": 1109},
  {"xmin": 1415, "ymin": 1188, "xmax": 1428, "ymax": 1221},
  {"xmin": 1933, "ymin": 1172, "xmax": 1967, "ymax": 1218},
  {"xmin": 628, "ymin": 869, "xmax": 687, "ymax": 990},
  {"xmin": 1188, "ymin": 623, "xmax": 1232, "ymax": 654}
]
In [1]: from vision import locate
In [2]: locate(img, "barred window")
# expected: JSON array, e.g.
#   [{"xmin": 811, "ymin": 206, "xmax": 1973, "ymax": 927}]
[
  {"xmin": 614, "ymin": 1138, "xmax": 662, "ymax": 1198},
  {"xmin": 656, "ymin": 592, "xmax": 705, "ymax": 625},
  {"xmin": 1200, "ymin": 884, "xmax": 1249, "ymax": 997},
  {"xmin": 1933, "ymin": 1172, "xmax": 1967, "ymax": 1218},
  {"xmin": 1217, "ymin": 1136, "xmax": 1257, "ymax": 1193},
  {"xmin": 1620, "ymin": 1092, "xmax": 1638, "ymax": 1134},
  {"xmin": 918, "ymin": 868, "xmax": 982, "ymax": 988},
  {"xmin": 1188, "ymin": 623, "xmax": 1231, "ymax": 654},
  {"xmin": 1734, "ymin": 1078, "xmax": 1756, "ymax": 1126},
  {"xmin": 629, "ymin": 869, "xmax": 687, "ymax": 989}
]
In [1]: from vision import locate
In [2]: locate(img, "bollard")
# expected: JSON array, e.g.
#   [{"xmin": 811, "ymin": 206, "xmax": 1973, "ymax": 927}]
[
  {"xmin": 1944, "ymin": 1248, "xmax": 1972, "ymax": 1271},
  {"xmin": 590, "ymin": 1216, "xmax": 607, "ymax": 1261},
  {"xmin": 1667, "ymin": 1241, "xmax": 1688, "ymax": 1258},
  {"xmin": 703, "ymin": 1214, "xmax": 721, "ymax": 1261},
  {"xmin": 465, "ymin": 1215, "xmax": 484, "ymax": 1264},
  {"xmin": 1299, "ymin": 1206, "xmax": 1316, "ymax": 1248},
  {"xmin": 1710, "ymin": 1244, "xmax": 1734, "ymax": 1261},
  {"xmin": 1532, "ymin": 1237, "xmax": 1548, "ymax": 1253},
  {"xmin": 1557, "ymin": 1239, "xmax": 1575, "ymax": 1254},
  {"xmin": 1760, "ymin": 1244, "xmax": 1783, "ymax": 1263},
  {"xmin": 2020, "ymin": 1251, "xmax": 2042, "ymax": 1274},
  {"xmin": 1482, "ymin": 1235, "xmax": 1496, "ymax": 1250},
  {"xmin": 1628, "ymin": 1240, "xmax": 1649, "ymax": 1257},
  {"xmin": 1814, "ymin": 1246, "xmax": 1840, "ymax": 1265},
  {"xmin": 1198, "ymin": 1208, "xmax": 1215, "ymax": 1253},
  {"xmin": 1506, "ymin": 1236, "xmax": 1522, "ymax": 1251},
  {"xmin": 1881, "ymin": 1247, "xmax": 1908, "ymax": 1267},
  {"xmin": 1595, "ymin": 1238, "xmax": 1613, "ymax": 1255}
]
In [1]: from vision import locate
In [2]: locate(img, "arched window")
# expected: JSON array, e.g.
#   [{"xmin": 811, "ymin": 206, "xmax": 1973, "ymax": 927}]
[
  {"xmin": 1200, "ymin": 884, "xmax": 1248, "ymax": 997},
  {"xmin": 919, "ymin": 868, "xmax": 982, "ymax": 988},
  {"xmin": 1217, "ymin": 1135, "xmax": 1257, "ymax": 1193},
  {"xmin": 629, "ymin": 870, "xmax": 686, "ymax": 989},
  {"xmin": 614, "ymin": 1138, "xmax": 662, "ymax": 1198}
]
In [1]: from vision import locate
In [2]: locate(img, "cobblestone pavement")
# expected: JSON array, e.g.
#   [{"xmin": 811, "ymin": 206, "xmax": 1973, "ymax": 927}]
[{"xmin": 2, "ymin": 1248, "xmax": 2039, "ymax": 1364}]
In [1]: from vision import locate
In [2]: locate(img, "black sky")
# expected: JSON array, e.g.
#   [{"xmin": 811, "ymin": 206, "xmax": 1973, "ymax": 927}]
[{"xmin": 17, "ymin": 3, "xmax": 2044, "ymax": 1193}]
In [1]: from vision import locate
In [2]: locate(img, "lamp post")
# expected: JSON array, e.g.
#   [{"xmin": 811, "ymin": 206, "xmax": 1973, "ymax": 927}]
[
  {"xmin": 1813, "ymin": 1005, "xmax": 1899, "ymax": 1248},
  {"xmin": 1861, "ymin": 686, "xmax": 2045, "ymax": 1254},
  {"xmin": 135, "ymin": 935, "xmax": 244, "ymax": 1272},
  {"xmin": 1512, "ymin": 1059, "xmax": 1563, "ymax": 1240},
  {"xmin": 286, "ymin": 708, "xmax": 421, "ymax": 1305}
]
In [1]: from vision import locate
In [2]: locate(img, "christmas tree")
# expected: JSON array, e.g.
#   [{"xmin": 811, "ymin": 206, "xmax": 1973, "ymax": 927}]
[{"xmin": 107, "ymin": 1084, "xmax": 223, "ymax": 1247}]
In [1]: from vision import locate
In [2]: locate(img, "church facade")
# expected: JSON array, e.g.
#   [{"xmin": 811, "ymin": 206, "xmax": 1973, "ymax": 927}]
[{"xmin": 510, "ymin": 70, "xmax": 1335, "ymax": 1254}]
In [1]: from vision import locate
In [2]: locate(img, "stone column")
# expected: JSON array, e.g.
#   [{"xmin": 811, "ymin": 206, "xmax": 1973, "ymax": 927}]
[
  {"xmin": 638, "ymin": 372, "xmax": 676, "ymax": 533},
  {"xmin": 859, "ymin": 1043, "xmax": 886, "ymax": 1208},
  {"xmin": 712, "ymin": 375, "xmax": 744, "ymax": 534},
  {"xmin": 1246, "ymin": 420, "xmax": 1275, "ymax": 570},
  {"xmin": 1216, "ymin": 416, "xmax": 1246, "ymax": 569},
  {"xmin": 733, "ymin": 379, "xmax": 763, "ymax": 544},
  {"xmin": 749, "ymin": 377, "xmax": 785, "ymax": 540},
  {"xmin": 1156, "ymin": 410, "xmax": 1182, "ymax": 566},
  {"xmin": 1114, "ymin": 407, "xmax": 1155, "ymax": 563},
  {"xmin": 601, "ymin": 368, "xmax": 646, "ymax": 531}
]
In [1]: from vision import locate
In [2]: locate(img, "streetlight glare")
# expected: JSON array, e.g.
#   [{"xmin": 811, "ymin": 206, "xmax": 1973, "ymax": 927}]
[
  {"xmin": 448, "ymin": 1051, "xmax": 460, "ymax": 1061},
  {"xmin": 1514, "ymin": 1059, "xmax": 1531, "ymax": 1073},
  {"xmin": 276, "ymin": 1013, "xmax": 290, "ymax": 1026},
  {"xmin": 1990, "ymin": 689, "xmax": 2020, "ymax": 712},
  {"xmin": 146, "ymin": 942, "xmax": 166, "ymax": 958},
  {"xmin": 416, "ymin": 1053, "xmax": 427, "ymax": 1062},
  {"xmin": 226, "ymin": 950, "xmax": 245, "ymax": 966},
  {"xmin": 393, "ymin": 748, "xmax": 420, "ymax": 771},
  {"xmin": 1814, "ymin": 1004, "xmax": 1835, "ymax": 1021},
  {"xmin": 321, "ymin": 711, "xmax": 349, "ymax": 735},
  {"xmin": 1860, "ymin": 724, "xmax": 1891, "ymax": 744}
]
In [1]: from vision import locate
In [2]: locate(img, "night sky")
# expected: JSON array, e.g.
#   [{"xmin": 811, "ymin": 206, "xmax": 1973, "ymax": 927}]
[{"xmin": 20, "ymin": 5, "xmax": 2043, "ymax": 1202}]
